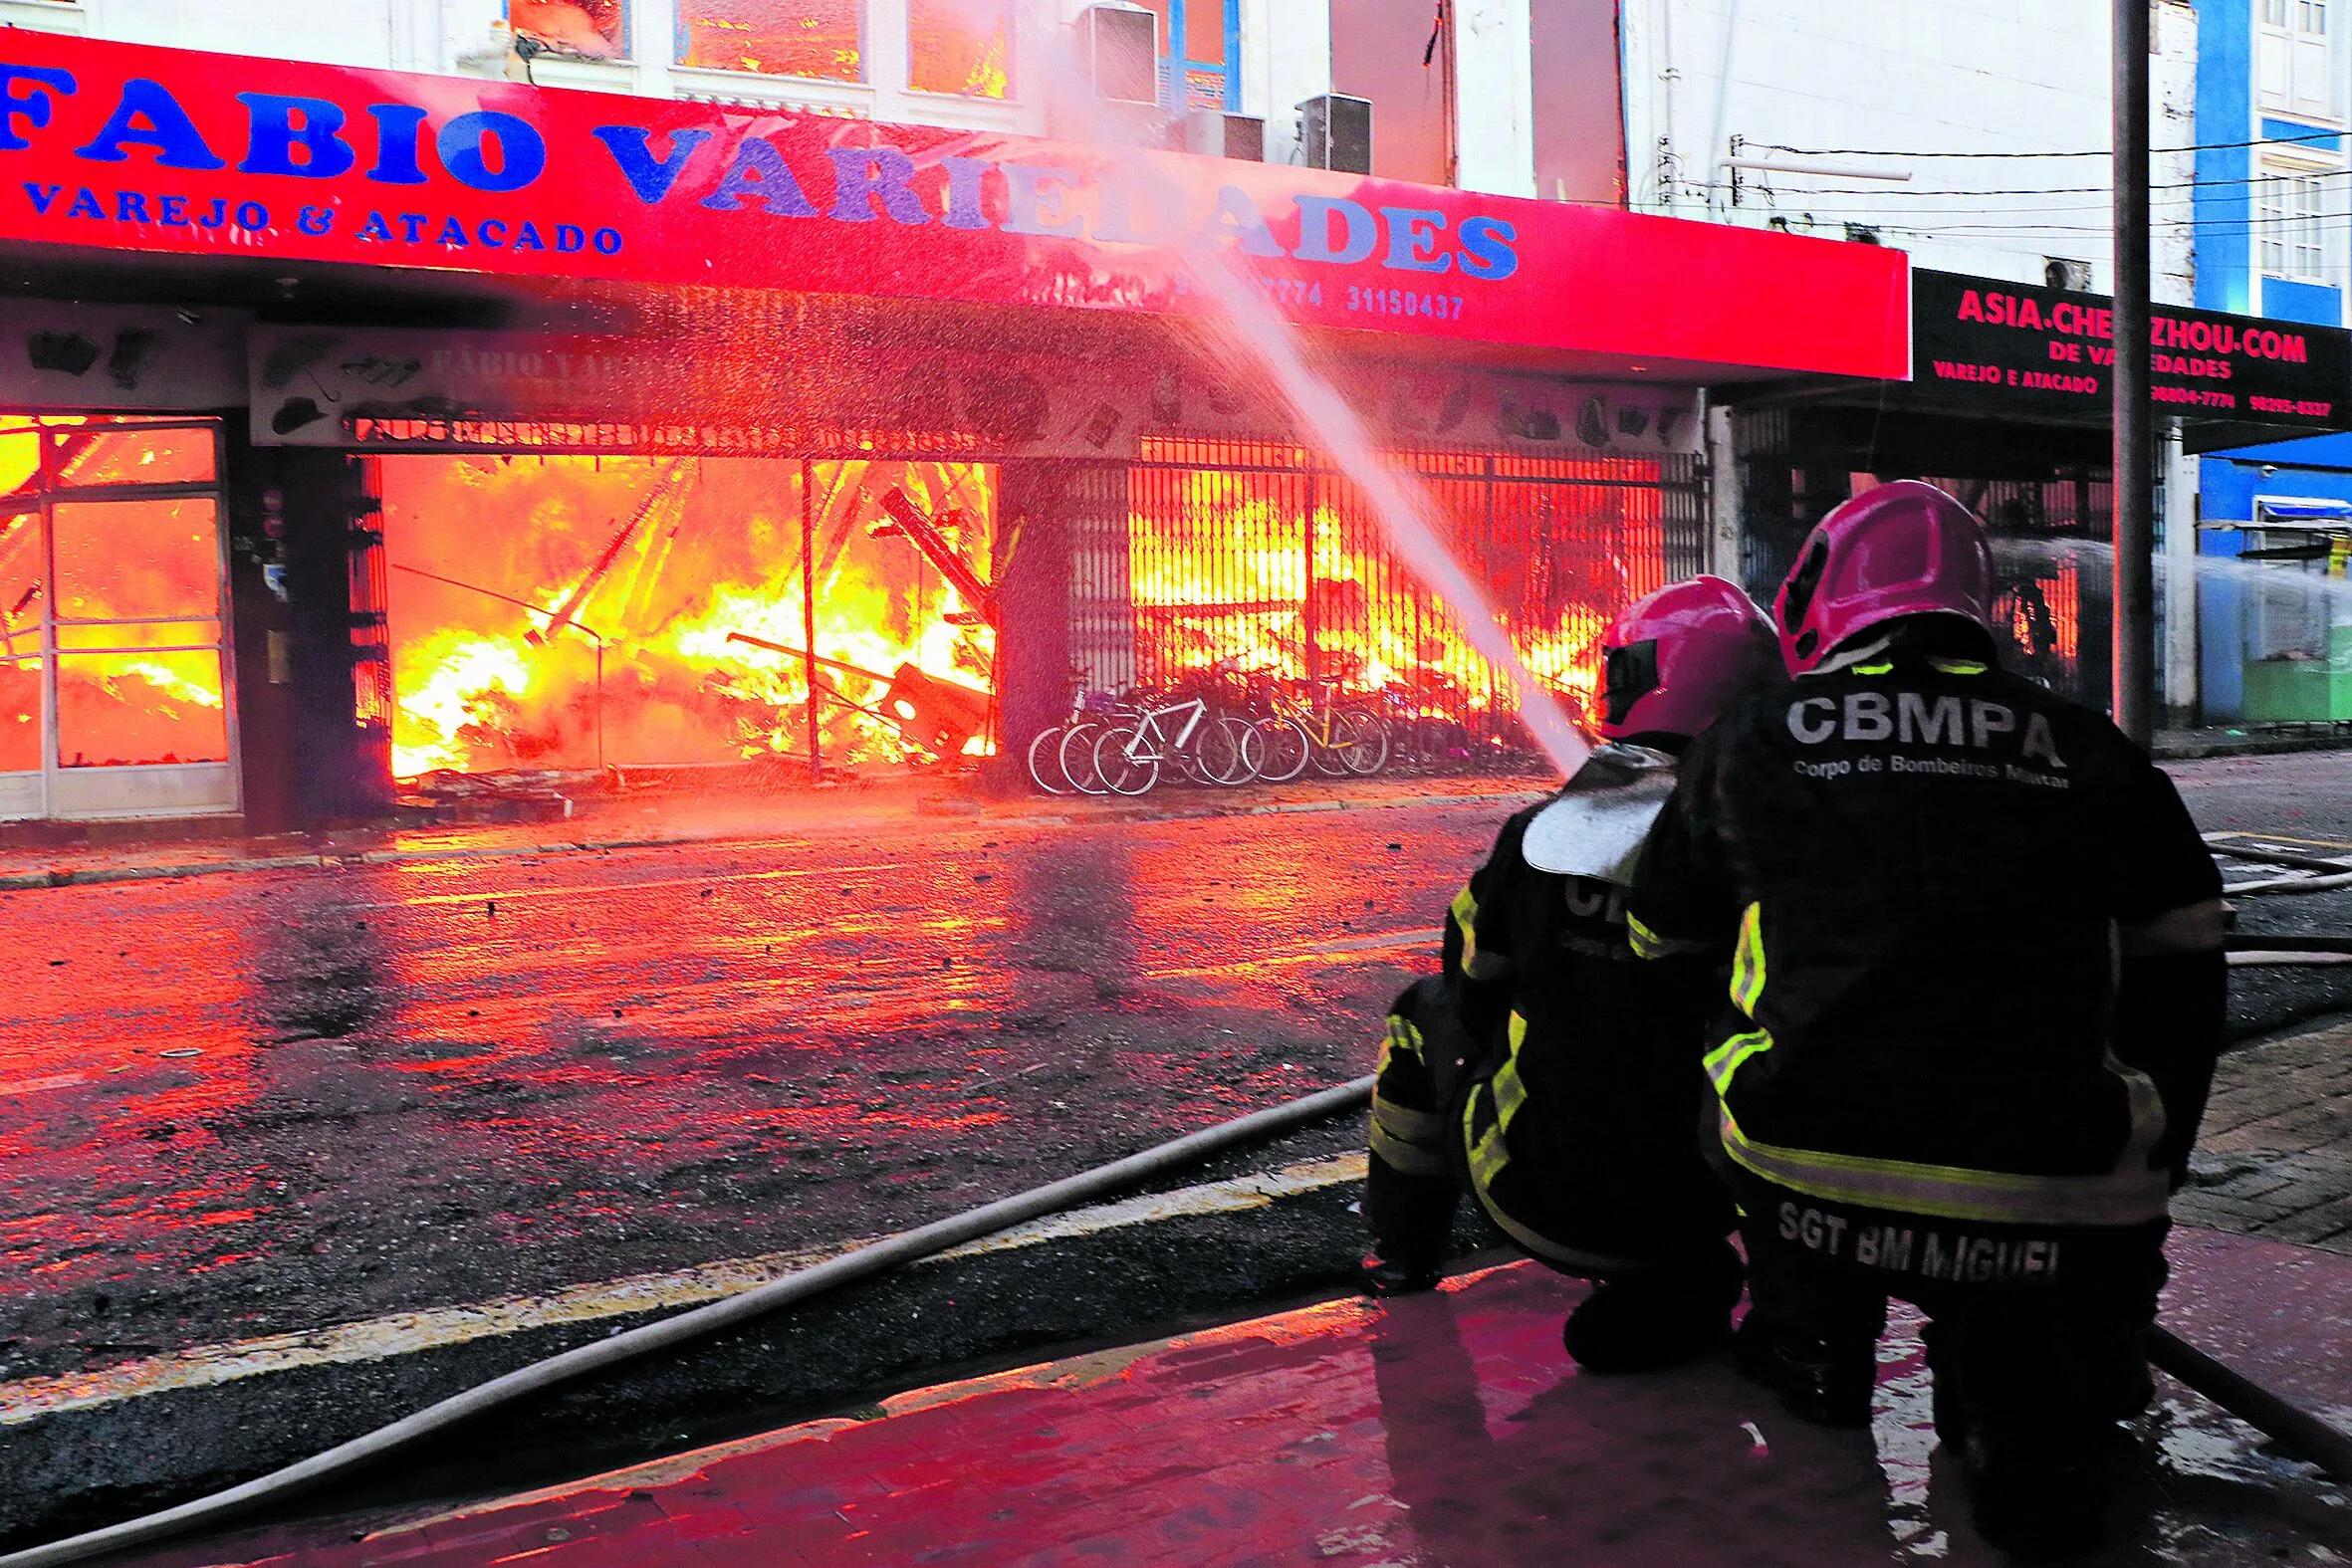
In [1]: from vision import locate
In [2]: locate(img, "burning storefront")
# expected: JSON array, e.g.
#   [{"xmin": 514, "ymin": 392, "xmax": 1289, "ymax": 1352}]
[{"xmin": 0, "ymin": 29, "xmax": 1907, "ymax": 829}]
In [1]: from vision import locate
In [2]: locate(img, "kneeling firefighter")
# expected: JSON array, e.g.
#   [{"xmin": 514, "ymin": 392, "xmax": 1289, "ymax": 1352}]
[
  {"xmin": 1362, "ymin": 575, "xmax": 1781, "ymax": 1372},
  {"xmin": 1625, "ymin": 482, "xmax": 2226, "ymax": 1558}
]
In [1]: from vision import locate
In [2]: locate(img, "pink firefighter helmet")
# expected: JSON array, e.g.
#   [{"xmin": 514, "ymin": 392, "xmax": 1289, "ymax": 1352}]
[
  {"xmin": 1597, "ymin": 574, "xmax": 1781, "ymax": 742},
  {"xmin": 1773, "ymin": 480, "xmax": 1997, "ymax": 675}
]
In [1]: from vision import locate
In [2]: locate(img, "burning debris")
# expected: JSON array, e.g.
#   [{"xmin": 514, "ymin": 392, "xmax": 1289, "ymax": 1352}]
[{"xmin": 385, "ymin": 456, "xmax": 998, "ymax": 779}]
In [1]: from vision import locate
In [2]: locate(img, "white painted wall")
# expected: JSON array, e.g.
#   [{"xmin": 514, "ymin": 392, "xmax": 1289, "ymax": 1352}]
[
  {"xmin": 1623, "ymin": 0, "xmax": 2200, "ymax": 296},
  {"xmin": 1240, "ymin": 0, "xmax": 1332, "ymax": 165},
  {"xmin": 1452, "ymin": 0, "xmax": 1535, "ymax": 195}
]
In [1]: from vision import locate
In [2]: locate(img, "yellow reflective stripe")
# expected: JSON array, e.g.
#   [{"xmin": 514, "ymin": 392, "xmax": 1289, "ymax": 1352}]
[
  {"xmin": 2119, "ymin": 899, "xmax": 2227, "ymax": 957},
  {"xmin": 1466, "ymin": 1082, "xmax": 1508, "ymax": 1189},
  {"xmin": 1730, "ymin": 902, "xmax": 1766, "ymax": 1016},
  {"xmin": 1852, "ymin": 660, "xmax": 1895, "ymax": 675},
  {"xmin": 1449, "ymin": 885, "xmax": 1480, "ymax": 971},
  {"xmin": 1717, "ymin": 1107, "xmax": 2173, "ymax": 1227},
  {"xmin": 1465, "ymin": 1012, "xmax": 1532, "ymax": 1190},
  {"xmin": 1371, "ymin": 1119, "xmax": 1448, "ymax": 1176},
  {"xmin": 1628, "ymin": 912, "xmax": 1709, "ymax": 960},
  {"xmin": 1464, "ymin": 1163, "xmax": 1644, "ymax": 1274},
  {"xmin": 1379, "ymin": 1013, "xmax": 1425, "ymax": 1071},
  {"xmin": 1371, "ymin": 1093, "xmax": 1442, "ymax": 1143},
  {"xmin": 1927, "ymin": 657, "xmax": 1989, "ymax": 675},
  {"xmin": 1703, "ymin": 1027, "xmax": 1773, "ymax": 1095},
  {"xmin": 2102, "ymin": 1046, "xmax": 2167, "ymax": 1176}
]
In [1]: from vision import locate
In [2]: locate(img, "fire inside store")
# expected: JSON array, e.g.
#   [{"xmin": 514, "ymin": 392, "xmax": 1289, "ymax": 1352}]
[{"xmin": 0, "ymin": 30, "xmax": 1908, "ymax": 830}]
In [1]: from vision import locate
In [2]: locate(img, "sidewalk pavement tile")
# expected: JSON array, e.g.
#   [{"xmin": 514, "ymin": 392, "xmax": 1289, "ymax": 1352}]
[{"xmin": 100, "ymin": 1234, "xmax": 2352, "ymax": 1568}]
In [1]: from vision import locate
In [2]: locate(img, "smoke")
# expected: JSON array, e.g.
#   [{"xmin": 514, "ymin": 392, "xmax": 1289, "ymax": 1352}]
[{"xmin": 1021, "ymin": 4, "xmax": 1592, "ymax": 776}]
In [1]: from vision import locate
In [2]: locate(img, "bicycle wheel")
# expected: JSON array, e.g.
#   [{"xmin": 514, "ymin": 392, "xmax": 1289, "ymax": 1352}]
[
  {"xmin": 1188, "ymin": 715, "xmax": 1256, "ymax": 787},
  {"xmin": 1336, "ymin": 710, "xmax": 1391, "ymax": 776},
  {"xmin": 1025, "ymin": 726, "xmax": 1069, "ymax": 793},
  {"xmin": 1093, "ymin": 725, "xmax": 1161, "ymax": 795},
  {"xmin": 1253, "ymin": 716, "xmax": 1310, "ymax": 783},
  {"xmin": 1060, "ymin": 722, "xmax": 1107, "ymax": 794}
]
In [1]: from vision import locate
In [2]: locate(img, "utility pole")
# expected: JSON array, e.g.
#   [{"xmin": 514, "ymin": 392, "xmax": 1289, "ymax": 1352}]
[{"xmin": 2112, "ymin": 0, "xmax": 2153, "ymax": 744}]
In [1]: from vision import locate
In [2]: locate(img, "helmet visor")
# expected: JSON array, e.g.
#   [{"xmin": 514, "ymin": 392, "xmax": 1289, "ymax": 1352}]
[{"xmin": 1600, "ymin": 638, "xmax": 1661, "ymax": 729}]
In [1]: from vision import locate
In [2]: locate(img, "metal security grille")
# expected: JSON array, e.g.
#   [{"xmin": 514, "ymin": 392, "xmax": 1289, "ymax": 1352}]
[{"xmin": 1111, "ymin": 439, "xmax": 1700, "ymax": 748}]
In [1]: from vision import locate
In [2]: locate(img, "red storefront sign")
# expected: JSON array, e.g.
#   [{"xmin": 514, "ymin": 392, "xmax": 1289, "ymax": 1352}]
[{"xmin": 0, "ymin": 31, "xmax": 1908, "ymax": 380}]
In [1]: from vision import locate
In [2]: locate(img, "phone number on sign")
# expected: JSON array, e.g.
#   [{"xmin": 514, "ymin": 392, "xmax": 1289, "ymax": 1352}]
[{"xmin": 1347, "ymin": 285, "xmax": 1465, "ymax": 321}]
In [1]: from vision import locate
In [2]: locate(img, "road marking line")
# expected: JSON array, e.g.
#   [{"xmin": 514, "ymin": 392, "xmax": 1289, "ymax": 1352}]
[
  {"xmin": 351, "ymin": 861, "xmax": 903, "ymax": 911},
  {"xmin": 0, "ymin": 1072, "xmax": 86, "ymax": 1098},
  {"xmin": 0, "ymin": 1152, "xmax": 1368, "ymax": 1428}
]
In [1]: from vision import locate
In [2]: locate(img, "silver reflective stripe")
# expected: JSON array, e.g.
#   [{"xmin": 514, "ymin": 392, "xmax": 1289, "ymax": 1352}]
[
  {"xmin": 1371, "ymin": 1119, "xmax": 1447, "ymax": 1176},
  {"xmin": 1372, "ymin": 1094, "xmax": 1443, "ymax": 1143},
  {"xmin": 1718, "ymin": 1109, "xmax": 2173, "ymax": 1227}
]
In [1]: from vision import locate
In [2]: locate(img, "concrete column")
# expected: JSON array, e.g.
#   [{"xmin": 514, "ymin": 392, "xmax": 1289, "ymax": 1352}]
[
  {"xmin": 1244, "ymin": 0, "xmax": 1332, "ymax": 164},
  {"xmin": 1705, "ymin": 401, "xmax": 1742, "ymax": 582},
  {"xmin": 2163, "ymin": 424, "xmax": 2202, "ymax": 726},
  {"xmin": 1453, "ymin": 0, "xmax": 1535, "ymax": 194}
]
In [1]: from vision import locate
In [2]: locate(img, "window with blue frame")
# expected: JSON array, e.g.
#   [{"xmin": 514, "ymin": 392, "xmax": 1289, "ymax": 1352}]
[{"xmin": 1136, "ymin": 0, "xmax": 1242, "ymax": 111}]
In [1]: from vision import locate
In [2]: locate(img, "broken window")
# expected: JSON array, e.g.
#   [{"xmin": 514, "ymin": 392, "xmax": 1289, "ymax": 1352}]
[
  {"xmin": 909, "ymin": 0, "xmax": 1012, "ymax": 98},
  {"xmin": 676, "ymin": 0, "xmax": 862, "ymax": 83},
  {"xmin": 512, "ymin": 0, "xmax": 628, "ymax": 60}
]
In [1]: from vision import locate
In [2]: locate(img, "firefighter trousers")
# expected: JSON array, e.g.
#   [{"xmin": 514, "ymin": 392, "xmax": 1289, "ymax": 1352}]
[
  {"xmin": 1732, "ymin": 1168, "xmax": 2168, "ymax": 1455},
  {"xmin": 1368, "ymin": 977, "xmax": 1736, "ymax": 1278}
]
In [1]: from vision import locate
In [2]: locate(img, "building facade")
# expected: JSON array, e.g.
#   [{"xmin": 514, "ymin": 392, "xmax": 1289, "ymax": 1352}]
[
  {"xmin": 0, "ymin": 7, "xmax": 1909, "ymax": 830},
  {"xmin": 2195, "ymin": 0, "xmax": 2352, "ymax": 722}
]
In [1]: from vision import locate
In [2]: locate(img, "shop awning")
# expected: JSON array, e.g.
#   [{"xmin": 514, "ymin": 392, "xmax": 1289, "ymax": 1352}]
[{"xmin": 0, "ymin": 30, "xmax": 1908, "ymax": 386}]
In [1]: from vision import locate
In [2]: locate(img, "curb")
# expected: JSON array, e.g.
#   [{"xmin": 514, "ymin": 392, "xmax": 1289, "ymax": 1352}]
[
  {"xmin": 0, "ymin": 1149, "xmax": 1423, "ymax": 1551},
  {"xmin": 2154, "ymin": 734, "xmax": 2352, "ymax": 762},
  {"xmin": 0, "ymin": 789, "xmax": 1544, "ymax": 895}
]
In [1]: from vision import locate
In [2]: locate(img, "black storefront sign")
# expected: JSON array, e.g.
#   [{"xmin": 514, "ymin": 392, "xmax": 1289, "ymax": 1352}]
[{"xmin": 1913, "ymin": 268, "xmax": 2351, "ymax": 429}]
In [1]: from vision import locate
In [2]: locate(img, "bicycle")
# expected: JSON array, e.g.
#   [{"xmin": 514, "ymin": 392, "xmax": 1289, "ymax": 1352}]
[
  {"xmin": 1247, "ymin": 674, "xmax": 1388, "ymax": 782},
  {"xmin": 1093, "ymin": 693, "xmax": 1259, "ymax": 795},
  {"xmin": 1025, "ymin": 670, "xmax": 1121, "ymax": 794}
]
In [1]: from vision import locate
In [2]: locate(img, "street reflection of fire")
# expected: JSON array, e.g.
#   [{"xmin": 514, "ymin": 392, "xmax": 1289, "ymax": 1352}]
[{"xmin": 385, "ymin": 456, "xmax": 998, "ymax": 778}]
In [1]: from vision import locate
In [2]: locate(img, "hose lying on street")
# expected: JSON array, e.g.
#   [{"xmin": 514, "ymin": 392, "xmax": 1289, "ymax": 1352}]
[
  {"xmin": 0, "ymin": 1077, "xmax": 1377, "ymax": 1568},
  {"xmin": 11, "ymin": 1064, "xmax": 2352, "ymax": 1568},
  {"xmin": 2149, "ymin": 1328, "xmax": 2352, "ymax": 1481}
]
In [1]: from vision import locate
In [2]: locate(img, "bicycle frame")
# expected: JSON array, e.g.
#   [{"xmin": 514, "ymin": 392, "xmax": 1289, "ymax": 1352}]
[{"xmin": 1122, "ymin": 697, "xmax": 1207, "ymax": 761}]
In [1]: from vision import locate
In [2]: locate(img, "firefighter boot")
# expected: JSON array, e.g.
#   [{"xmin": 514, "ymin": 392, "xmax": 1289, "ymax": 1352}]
[
  {"xmin": 1560, "ymin": 1240, "xmax": 1744, "ymax": 1373},
  {"xmin": 1959, "ymin": 1440, "xmax": 2110, "ymax": 1561},
  {"xmin": 1359, "ymin": 1151, "xmax": 1457, "ymax": 1297},
  {"xmin": 1734, "ymin": 1311, "xmax": 1876, "ymax": 1427}
]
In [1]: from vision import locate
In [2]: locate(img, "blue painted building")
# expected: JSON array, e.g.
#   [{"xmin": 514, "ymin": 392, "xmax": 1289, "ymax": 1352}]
[{"xmin": 2193, "ymin": 0, "xmax": 2352, "ymax": 720}]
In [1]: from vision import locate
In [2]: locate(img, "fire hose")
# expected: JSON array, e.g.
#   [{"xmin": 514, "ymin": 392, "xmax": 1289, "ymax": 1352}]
[{"xmin": 7, "ymin": 1072, "xmax": 2352, "ymax": 1567}]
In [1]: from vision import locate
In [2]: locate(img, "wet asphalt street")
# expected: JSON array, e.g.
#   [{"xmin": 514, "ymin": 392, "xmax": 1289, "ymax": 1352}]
[
  {"xmin": 0, "ymin": 789, "xmax": 1499, "ymax": 1386},
  {"xmin": 0, "ymin": 752, "xmax": 2347, "ymax": 1544}
]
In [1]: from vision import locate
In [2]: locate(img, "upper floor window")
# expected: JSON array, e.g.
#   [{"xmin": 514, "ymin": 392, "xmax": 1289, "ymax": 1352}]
[
  {"xmin": 908, "ymin": 0, "xmax": 1011, "ymax": 98},
  {"xmin": 2258, "ymin": 171, "xmax": 2334, "ymax": 282},
  {"xmin": 512, "ymin": 0, "xmax": 628, "ymax": 59},
  {"xmin": 2261, "ymin": 0, "xmax": 2338, "ymax": 119},
  {"xmin": 676, "ymin": 0, "xmax": 863, "ymax": 83}
]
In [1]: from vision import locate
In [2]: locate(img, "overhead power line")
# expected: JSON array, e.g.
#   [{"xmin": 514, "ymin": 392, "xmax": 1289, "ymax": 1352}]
[{"xmin": 1753, "ymin": 128, "xmax": 2347, "ymax": 160}]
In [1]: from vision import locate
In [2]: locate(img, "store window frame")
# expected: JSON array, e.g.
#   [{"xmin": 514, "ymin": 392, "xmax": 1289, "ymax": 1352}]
[{"xmin": 0, "ymin": 415, "xmax": 237, "ymax": 823}]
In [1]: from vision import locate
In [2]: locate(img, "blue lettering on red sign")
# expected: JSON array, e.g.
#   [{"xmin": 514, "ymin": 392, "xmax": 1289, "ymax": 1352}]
[{"xmin": 0, "ymin": 61, "xmax": 1526, "ymax": 284}]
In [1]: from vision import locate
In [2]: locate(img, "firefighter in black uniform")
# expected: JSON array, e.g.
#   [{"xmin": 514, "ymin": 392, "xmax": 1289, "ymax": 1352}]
[
  {"xmin": 1626, "ymin": 482, "xmax": 2227, "ymax": 1558},
  {"xmin": 1362, "ymin": 576, "xmax": 1782, "ymax": 1372}
]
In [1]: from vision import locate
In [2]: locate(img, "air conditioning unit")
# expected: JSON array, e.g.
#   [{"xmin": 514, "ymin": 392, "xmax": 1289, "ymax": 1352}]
[
  {"xmin": 1079, "ymin": 4, "xmax": 1158, "ymax": 106},
  {"xmin": 1297, "ymin": 94, "xmax": 1373, "ymax": 174},
  {"xmin": 1179, "ymin": 110, "xmax": 1266, "ymax": 161}
]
